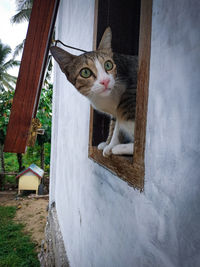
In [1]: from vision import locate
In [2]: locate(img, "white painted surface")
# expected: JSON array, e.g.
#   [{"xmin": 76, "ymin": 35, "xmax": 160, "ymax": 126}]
[{"xmin": 50, "ymin": 0, "xmax": 200, "ymax": 266}]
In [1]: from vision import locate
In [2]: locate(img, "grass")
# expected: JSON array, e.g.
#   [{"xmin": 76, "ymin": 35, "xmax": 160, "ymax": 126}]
[{"xmin": 0, "ymin": 206, "xmax": 40, "ymax": 267}]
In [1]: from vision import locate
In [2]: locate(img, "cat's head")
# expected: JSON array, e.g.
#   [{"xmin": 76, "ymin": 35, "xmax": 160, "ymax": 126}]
[{"xmin": 50, "ymin": 27, "xmax": 116, "ymax": 98}]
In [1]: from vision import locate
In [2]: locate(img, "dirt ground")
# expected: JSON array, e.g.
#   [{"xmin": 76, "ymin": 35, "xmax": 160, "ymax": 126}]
[{"xmin": 0, "ymin": 190, "xmax": 48, "ymax": 252}]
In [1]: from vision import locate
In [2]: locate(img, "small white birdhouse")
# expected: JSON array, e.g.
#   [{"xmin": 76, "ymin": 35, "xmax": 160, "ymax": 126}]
[{"xmin": 16, "ymin": 164, "xmax": 44, "ymax": 195}]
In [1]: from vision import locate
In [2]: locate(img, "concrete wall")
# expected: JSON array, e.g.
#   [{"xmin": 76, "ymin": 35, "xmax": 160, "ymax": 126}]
[{"xmin": 50, "ymin": 0, "xmax": 200, "ymax": 266}]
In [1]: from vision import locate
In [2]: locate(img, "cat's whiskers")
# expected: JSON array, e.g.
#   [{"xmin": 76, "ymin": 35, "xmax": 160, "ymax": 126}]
[
  {"xmin": 91, "ymin": 84, "xmax": 108, "ymax": 95},
  {"xmin": 50, "ymin": 27, "xmax": 138, "ymax": 156}
]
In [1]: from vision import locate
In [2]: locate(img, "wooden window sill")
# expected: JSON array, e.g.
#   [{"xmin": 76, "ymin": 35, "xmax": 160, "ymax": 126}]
[
  {"xmin": 89, "ymin": 146, "xmax": 144, "ymax": 190},
  {"xmin": 89, "ymin": 0, "xmax": 152, "ymax": 191}
]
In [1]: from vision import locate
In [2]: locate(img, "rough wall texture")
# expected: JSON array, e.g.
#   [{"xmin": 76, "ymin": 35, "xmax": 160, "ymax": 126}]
[
  {"xmin": 50, "ymin": 0, "xmax": 200, "ymax": 266},
  {"xmin": 39, "ymin": 206, "xmax": 69, "ymax": 267},
  {"xmin": 145, "ymin": 1, "xmax": 200, "ymax": 266}
]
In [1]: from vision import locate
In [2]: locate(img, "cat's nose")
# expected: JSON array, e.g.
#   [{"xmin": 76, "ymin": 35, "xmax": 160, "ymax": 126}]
[{"xmin": 100, "ymin": 78, "xmax": 110, "ymax": 89}]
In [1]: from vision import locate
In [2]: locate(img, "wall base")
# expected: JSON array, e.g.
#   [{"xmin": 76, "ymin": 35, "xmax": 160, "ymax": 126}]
[{"xmin": 39, "ymin": 205, "xmax": 70, "ymax": 267}]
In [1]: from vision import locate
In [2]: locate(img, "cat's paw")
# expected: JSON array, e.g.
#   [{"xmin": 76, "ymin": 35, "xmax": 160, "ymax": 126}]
[
  {"xmin": 98, "ymin": 142, "xmax": 107, "ymax": 150},
  {"xmin": 112, "ymin": 143, "xmax": 134, "ymax": 155},
  {"xmin": 102, "ymin": 145, "xmax": 113, "ymax": 157}
]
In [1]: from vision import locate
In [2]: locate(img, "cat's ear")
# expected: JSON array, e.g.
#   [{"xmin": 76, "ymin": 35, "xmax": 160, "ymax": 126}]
[
  {"xmin": 50, "ymin": 46, "xmax": 76, "ymax": 73},
  {"xmin": 97, "ymin": 27, "xmax": 112, "ymax": 53}
]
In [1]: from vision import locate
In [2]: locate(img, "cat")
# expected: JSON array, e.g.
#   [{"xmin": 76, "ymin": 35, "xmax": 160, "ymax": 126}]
[{"xmin": 50, "ymin": 27, "xmax": 138, "ymax": 157}]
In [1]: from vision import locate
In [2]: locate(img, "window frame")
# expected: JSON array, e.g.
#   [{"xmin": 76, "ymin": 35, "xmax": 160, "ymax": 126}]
[
  {"xmin": 88, "ymin": 0, "xmax": 153, "ymax": 190},
  {"xmin": 4, "ymin": 0, "xmax": 152, "ymax": 190}
]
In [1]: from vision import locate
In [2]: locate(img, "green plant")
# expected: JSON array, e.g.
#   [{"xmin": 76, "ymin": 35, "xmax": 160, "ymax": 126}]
[{"xmin": 0, "ymin": 206, "xmax": 40, "ymax": 267}]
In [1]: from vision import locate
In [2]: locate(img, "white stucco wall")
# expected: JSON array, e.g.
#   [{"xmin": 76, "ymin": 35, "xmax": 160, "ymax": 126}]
[{"xmin": 50, "ymin": 0, "xmax": 200, "ymax": 266}]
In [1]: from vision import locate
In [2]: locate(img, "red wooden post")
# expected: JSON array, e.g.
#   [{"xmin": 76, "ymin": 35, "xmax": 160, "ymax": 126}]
[{"xmin": 4, "ymin": 0, "xmax": 60, "ymax": 153}]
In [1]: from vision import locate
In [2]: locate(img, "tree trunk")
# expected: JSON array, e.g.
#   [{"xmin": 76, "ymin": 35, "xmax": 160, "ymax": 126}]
[
  {"xmin": 40, "ymin": 143, "xmax": 45, "ymax": 170},
  {"xmin": 17, "ymin": 153, "xmax": 23, "ymax": 172},
  {"xmin": 0, "ymin": 143, "xmax": 5, "ymax": 189}
]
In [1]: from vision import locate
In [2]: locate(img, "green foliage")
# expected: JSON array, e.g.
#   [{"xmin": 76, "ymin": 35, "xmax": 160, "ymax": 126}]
[
  {"xmin": 3, "ymin": 82, "xmax": 52, "ymax": 184},
  {"xmin": 11, "ymin": 0, "xmax": 33, "ymax": 58},
  {"xmin": 0, "ymin": 40, "xmax": 19, "ymax": 144},
  {"xmin": 44, "ymin": 143, "xmax": 51, "ymax": 169},
  {"xmin": 0, "ymin": 37, "xmax": 52, "ymax": 187},
  {"xmin": 11, "ymin": 0, "xmax": 33, "ymax": 24},
  {"xmin": 37, "ymin": 83, "xmax": 52, "ymax": 145},
  {"xmin": 0, "ymin": 40, "xmax": 20, "ymax": 189},
  {"xmin": 0, "ymin": 206, "xmax": 40, "ymax": 267},
  {"xmin": 0, "ymin": 89, "xmax": 14, "ymax": 144},
  {"xmin": 23, "ymin": 143, "xmax": 51, "ymax": 170},
  {"xmin": 4, "ymin": 142, "xmax": 51, "ymax": 186},
  {"xmin": 0, "ymin": 40, "xmax": 20, "ymax": 92}
]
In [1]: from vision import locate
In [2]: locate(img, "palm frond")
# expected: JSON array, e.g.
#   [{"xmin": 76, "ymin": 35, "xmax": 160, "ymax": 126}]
[
  {"xmin": 2, "ymin": 59, "xmax": 20, "ymax": 71},
  {"xmin": 0, "ymin": 41, "xmax": 12, "ymax": 66},
  {"xmin": 11, "ymin": 8, "xmax": 32, "ymax": 23},
  {"xmin": 13, "ymin": 39, "xmax": 26, "ymax": 58},
  {"xmin": 0, "ymin": 83, "xmax": 5, "ymax": 93},
  {"xmin": 0, "ymin": 40, "xmax": 18, "ymax": 92},
  {"xmin": 16, "ymin": 0, "xmax": 33, "ymax": 10},
  {"xmin": 1, "ymin": 77, "xmax": 15, "ymax": 91},
  {"xmin": 3, "ymin": 72, "xmax": 18, "ymax": 83}
]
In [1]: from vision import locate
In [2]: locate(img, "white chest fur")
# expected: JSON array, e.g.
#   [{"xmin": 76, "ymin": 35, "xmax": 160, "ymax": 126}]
[{"xmin": 90, "ymin": 93, "xmax": 118, "ymax": 116}]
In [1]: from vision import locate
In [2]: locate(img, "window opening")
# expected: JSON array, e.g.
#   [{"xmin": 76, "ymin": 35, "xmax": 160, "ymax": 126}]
[{"xmin": 89, "ymin": 0, "xmax": 152, "ymax": 190}]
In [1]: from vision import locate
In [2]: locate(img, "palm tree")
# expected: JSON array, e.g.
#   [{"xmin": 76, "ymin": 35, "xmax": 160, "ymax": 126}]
[
  {"xmin": 11, "ymin": 0, "xmax": 52, "ymax": 84},
  {"xmin": 11, "ymin": 0, "xmax": 33, "ymax": 24},
  {"xmin": 11, "ymin": 0, "xmax": 33, "ymax": 57},
  {"xmin": 0, "ymin": 41, "xmax": 20, "ymax": 92},
  {"xmin": 0, "ymin": 41, "xmax": 19, "ymax": 189}
]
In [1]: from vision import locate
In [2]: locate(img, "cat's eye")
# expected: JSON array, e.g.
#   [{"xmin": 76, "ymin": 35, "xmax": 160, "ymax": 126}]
[
  {"xmin": 80, "ymin": 68, "xmax": 92, "ymax": 78},
  {"xmin": 104, "ymin": 60, "xmax": 113, "ymax": 71}
]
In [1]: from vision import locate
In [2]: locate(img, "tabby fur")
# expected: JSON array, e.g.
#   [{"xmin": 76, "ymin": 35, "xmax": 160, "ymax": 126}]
[{"xmin": 50, "ymin": 27, "xmax": 138, "ymax": 156}]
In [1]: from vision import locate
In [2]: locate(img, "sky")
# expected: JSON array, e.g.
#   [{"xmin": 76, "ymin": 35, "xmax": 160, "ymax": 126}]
[{"xmin": 0, "ymin": 0, "xmax": 28, "ymax": 75}]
